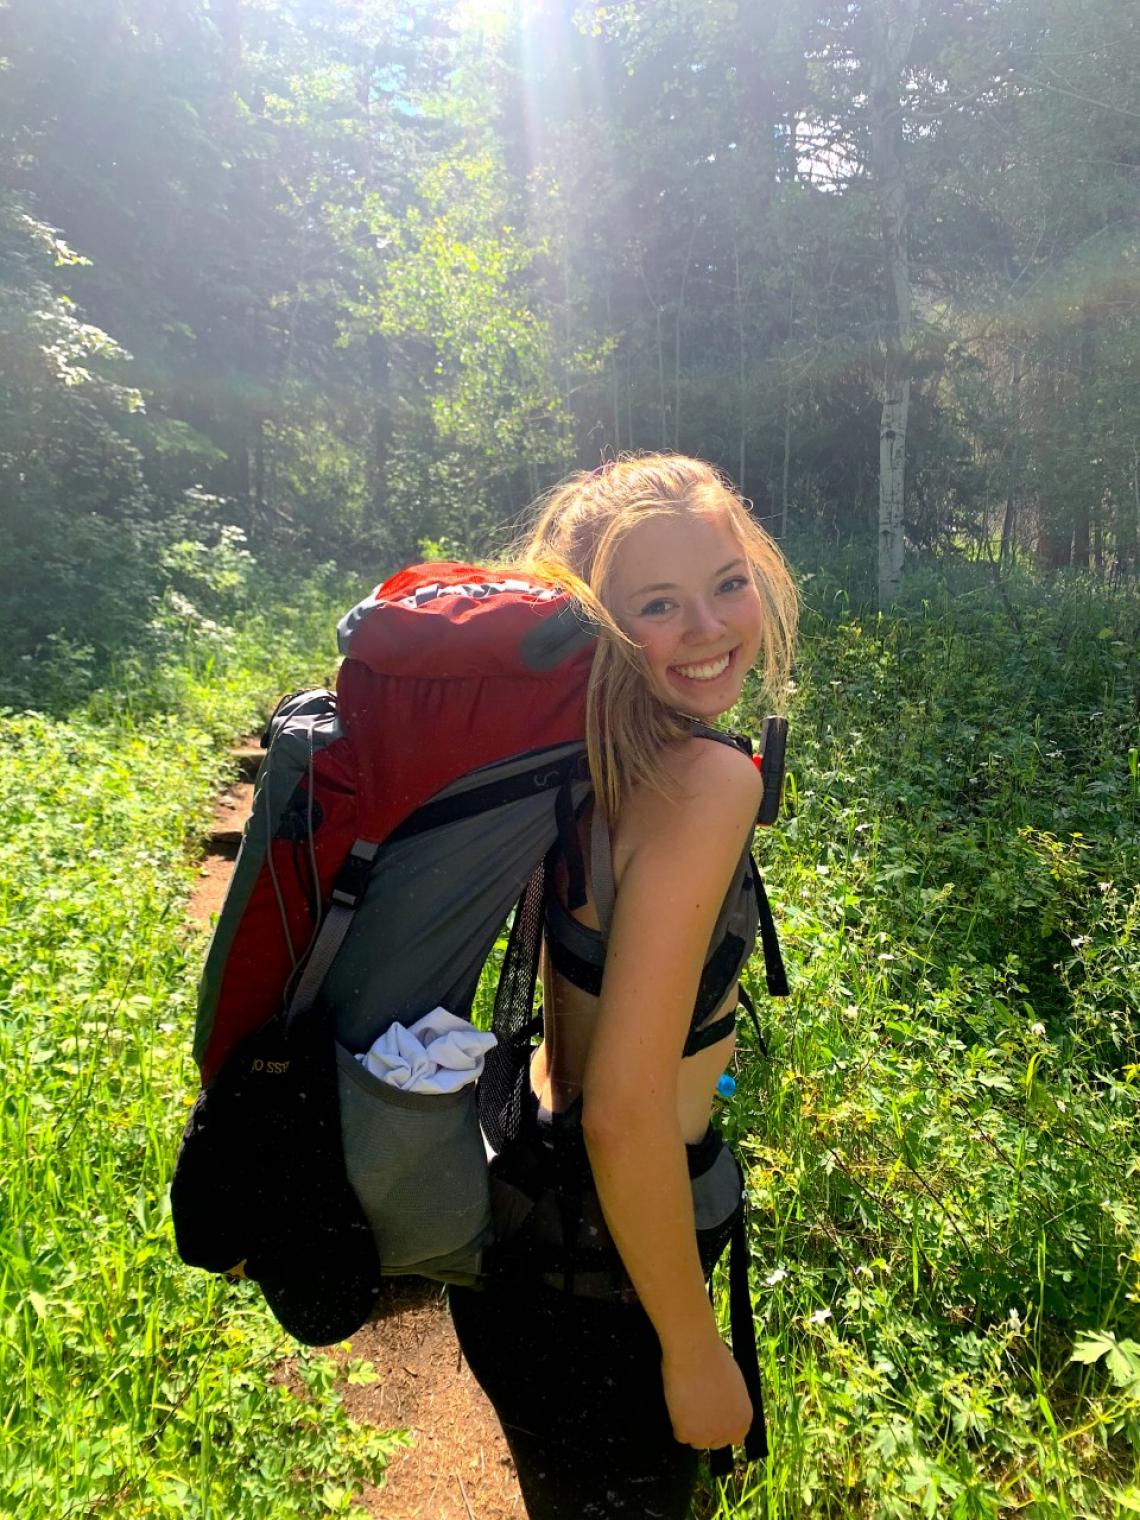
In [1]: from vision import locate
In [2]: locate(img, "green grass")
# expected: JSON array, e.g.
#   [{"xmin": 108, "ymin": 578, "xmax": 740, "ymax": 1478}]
[
  {"xmin": 708, "ymin": 566, "xmax": 1140, "ymax": 1517},
  {"xmin": 0, "ymin": 565, "xmax": 401, "ymax": 1519},
  {"xmin": 2, "ymin": 556, "xmax": 1138, "ymax": 1517}
]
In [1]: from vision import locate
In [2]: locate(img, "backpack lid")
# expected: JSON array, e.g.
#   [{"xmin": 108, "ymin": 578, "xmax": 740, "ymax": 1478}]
[{"xmin": 335, "ymin": 564, "xmax": 597, "ymax": 843}]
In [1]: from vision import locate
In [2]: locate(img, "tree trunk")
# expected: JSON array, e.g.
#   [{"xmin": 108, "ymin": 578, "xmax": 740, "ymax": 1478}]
[
  {"xmin": 781, "ymin": 276, "xmax": 796, "ymax": 540},
  {"xmin": 784, "ymin": 380, "xmax": 796, "ymax": 541},
  {"xmin": 637, "ymin": 254, "xmax": 668, "ymax": 448},
  {"xmin": 215, "ymin": 0, "xmax": 242, "ymax": 129},
  {"xmin": 606, "ymin": 281, "xmax": 620, "ymax": 451},
  {"xmin": 1035, "ymin": 353, "xmax": 1070, "ymax": 567},
  {"xmin": 561, "ymin": 227, "xmax": 572, "ymax": 411},
  {"xmin": 734, "ymin": 240, "xmax": 746, "ymax": 489},
  {"xmin": 1072, "ymin": 318, "xmax": 1095, "ymax": 570},
  {"xmin": 1000, "ymin": 348, "xmax": 1023, "ymax": 571},
  {"xmin": 867, "ymin": 0, "xmax": 921, "ymax": 608},
  {"xmin": 253, "ymin": 420, "xmax": 265, "ymax": 526},
  {"xmin": 673, "ymin": 217, "xmax": 700, "ymax": 449}
]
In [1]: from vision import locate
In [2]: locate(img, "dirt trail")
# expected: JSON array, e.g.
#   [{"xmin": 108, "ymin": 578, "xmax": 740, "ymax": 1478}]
[{"xmin": 189, "ymin": 744, "xmax": 523, "ymax": 1520}]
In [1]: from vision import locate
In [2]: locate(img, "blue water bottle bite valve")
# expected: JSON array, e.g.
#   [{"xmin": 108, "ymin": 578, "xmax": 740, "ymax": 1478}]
[{"xmin": 716, "ymin": 1072, "xmax": 736, "ymax": 1099}]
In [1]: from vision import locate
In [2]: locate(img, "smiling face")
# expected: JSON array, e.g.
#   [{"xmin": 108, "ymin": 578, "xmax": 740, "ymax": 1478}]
[{"xmin": 606, "ymin": 508, "xmax": 765, "ymax": 720}]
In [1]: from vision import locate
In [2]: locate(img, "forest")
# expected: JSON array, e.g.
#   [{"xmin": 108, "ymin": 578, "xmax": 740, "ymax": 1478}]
[{"xmin": 1, "ymin": 0, "xmax": 1138, "ymax": 1516}]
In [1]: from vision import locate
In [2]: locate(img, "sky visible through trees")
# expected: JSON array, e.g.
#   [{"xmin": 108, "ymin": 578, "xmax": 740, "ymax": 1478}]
[{"xmin": 1, "ymin": 0, "xmax": 1137, "ymax": 679}]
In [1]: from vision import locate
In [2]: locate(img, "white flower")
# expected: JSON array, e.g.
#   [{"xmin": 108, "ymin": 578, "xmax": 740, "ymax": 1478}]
[
  {"xmin": 764, "ymin": 1267, "xmax": 788, "ymax": 1287},
  {"xmin": 810, "ymin": 1308, "xmax": 832, "ymax": 1326},
  {"xmin": 1030, "ymin": 1022, "xmax": 1046, "ymax": 1037}
]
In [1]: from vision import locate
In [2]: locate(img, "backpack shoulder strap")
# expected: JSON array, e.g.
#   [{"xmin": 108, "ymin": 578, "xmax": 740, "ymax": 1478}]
[
  {"xmin": 587, "ymin": 725, "xmax": 749, "ymax": 940},
  {"xmin": 590, "ymin": 805, "xmax": 616, "ymax": 938}
]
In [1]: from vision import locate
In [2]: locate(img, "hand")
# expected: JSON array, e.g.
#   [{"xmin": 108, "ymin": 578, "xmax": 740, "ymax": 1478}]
[{"xmin": 661, "ymin": 1336, "xmax": 752, "ymax": 1451}]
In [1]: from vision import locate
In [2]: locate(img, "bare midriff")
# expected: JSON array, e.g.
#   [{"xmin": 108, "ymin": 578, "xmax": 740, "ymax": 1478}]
[{"xmin": 530, "ymin": 812, "xmax": 735, "ymax": 1145}]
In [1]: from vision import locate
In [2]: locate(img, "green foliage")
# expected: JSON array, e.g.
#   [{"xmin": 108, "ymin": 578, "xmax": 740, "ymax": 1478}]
[
  {"xmin": 713, "ymin": 564, "xmax": 1140, "ymax": 1517},
  {"xmin": 0, "ymin": 564, "xmax": 397, "ymax": 1519},
  {"xmin": 3, "ymin": 0, "xmax": 1138, "ymax": 599},
  {"xmin": 4, "ymin": 557, "xmax": 1137, "ymax": 1516},
  {"xmin": 342, "ymin": 147, "xmax": 574, "ymax": 556}
]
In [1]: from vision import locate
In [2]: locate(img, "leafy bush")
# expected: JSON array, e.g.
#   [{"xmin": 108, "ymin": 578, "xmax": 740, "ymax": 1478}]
[
  {"xmin": 0, "ymin": 564, "xmax": 397, "ymax": 1518},
  {"xmin": 719, "ymin": 566, "xmax": 1140, "ymax": 1517}
]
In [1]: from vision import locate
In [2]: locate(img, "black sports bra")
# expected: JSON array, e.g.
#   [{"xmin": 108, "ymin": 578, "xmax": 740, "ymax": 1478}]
[{"xmin": 543, "ymin": 729, "xmax": 784, "ymax": 1057}]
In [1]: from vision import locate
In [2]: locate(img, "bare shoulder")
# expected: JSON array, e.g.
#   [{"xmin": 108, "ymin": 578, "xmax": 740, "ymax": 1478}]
[
  {"xmin": 659, "ymin": 732, "xmax": 762, "ymax": 803},
  {"xmin": 617, "ymin": 734, "xmax": 761, "ymax": 859}
]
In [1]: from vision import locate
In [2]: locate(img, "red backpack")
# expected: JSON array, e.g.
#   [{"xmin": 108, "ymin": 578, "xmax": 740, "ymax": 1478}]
[{"xmin": 194, "ymin": 563, "xmax": 596, "ymax": 1083}]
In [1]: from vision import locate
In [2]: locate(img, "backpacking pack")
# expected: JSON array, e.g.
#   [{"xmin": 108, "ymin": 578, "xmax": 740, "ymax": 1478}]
[{"xmin": 172, "ymin": 558, "xmax": 787, "ymax": 1453}]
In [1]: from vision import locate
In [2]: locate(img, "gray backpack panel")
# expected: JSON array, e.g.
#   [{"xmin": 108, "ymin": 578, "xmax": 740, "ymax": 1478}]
[{"xmin": 326, "ymin": 742, "xmax": 589, "ymax": 1051}]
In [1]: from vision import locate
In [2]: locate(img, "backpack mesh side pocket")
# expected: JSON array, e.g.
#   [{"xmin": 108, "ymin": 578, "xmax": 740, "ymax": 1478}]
[
  {"xmin": 337, "ymin": 1047, "xmax": 492, "ymax": 1283},
  {"xmin": 479, "ymin": 863, "xmax": 545, "ymax": 1156}
]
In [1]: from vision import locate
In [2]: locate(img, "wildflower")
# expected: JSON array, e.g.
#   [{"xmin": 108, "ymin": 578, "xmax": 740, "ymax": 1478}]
[{"xmin": 764, "ymin": 1267, "xmax": 788, "ymax": 1287}]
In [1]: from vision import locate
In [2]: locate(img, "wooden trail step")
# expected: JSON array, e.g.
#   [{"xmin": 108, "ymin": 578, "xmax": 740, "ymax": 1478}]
[
  {"xmin": 202, "ymin": 745, "xmax": 262, "ymax": 855},
  {"xmin": 232, "ymin": 744, "xmax": 264, "ymax": 781},
  {"xmin": 189, "ymin": 740, "xmax": 259, "ymax": 922}
]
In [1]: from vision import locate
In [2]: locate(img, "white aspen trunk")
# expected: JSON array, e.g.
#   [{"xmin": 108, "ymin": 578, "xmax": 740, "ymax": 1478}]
[
  {"xmin": 867, "ymin": 0, "xmax": 921, "ymax": 609},
  {"xmin": 673, "ymin": 218, "xmax": 700, "ymax": 449},
  {"xmin": 734, "ymin": 241, "xmax": 746, "ymax": 488},
  {"xmin": 605, "ymin": 282, "xmax": 620, "ymax": 451}
]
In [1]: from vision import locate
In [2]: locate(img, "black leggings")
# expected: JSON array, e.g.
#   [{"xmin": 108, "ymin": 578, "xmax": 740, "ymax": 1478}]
[{"xmin": 448, "ymin": 1279, "xmax": 698, "ymax": 1519}]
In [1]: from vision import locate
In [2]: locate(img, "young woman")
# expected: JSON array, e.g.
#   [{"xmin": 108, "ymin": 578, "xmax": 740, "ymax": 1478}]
[{"xmin": 449, "ymin": 454, "xmax": 798, "ymax": 1520}]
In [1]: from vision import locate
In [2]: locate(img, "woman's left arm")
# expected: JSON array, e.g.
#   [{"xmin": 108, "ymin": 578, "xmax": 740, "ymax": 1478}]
[{"xmin": 581, "ymin": 739, "xmax": 761, "ymax": 1448}]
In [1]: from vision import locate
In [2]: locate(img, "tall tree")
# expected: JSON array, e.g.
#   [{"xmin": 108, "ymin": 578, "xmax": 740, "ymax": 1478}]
[{"xmin": 865, "ymin": 0, "xmax": 922, "ymax": 605}]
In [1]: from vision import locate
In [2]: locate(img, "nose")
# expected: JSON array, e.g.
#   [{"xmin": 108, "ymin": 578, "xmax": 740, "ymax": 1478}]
[{"xmin": 682, "ymin": 597, "xmax": 725, "ymax": 643}]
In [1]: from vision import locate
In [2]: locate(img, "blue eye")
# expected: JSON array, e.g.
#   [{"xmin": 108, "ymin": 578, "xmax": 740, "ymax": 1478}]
[
  {"xmin": 718, "ymin": 576, "xmax": 748, "ymax": 595},
  {"xmin": 639, "ymin": 598, "xmax": 674, "ymax": 617}
]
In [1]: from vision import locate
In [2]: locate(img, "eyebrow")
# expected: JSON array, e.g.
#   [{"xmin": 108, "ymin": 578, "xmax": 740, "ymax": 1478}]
[{"xmin": 628, "ymin": 558, "xmax": 746, "ymax": 599}]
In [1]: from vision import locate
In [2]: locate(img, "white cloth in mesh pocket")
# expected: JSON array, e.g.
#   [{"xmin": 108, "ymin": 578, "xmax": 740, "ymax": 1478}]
[
  {"xmin": 336, "ymin": 1044, "xmax": 492, "ymax": 1283},
  {"xmin": 354, "ymin": 1007, "xmax": 496, "ymax": 1093}
]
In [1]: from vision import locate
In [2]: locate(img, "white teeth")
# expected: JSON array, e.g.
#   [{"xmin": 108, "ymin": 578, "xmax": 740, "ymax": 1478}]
[{"xmin": 672, "ymin": 653, "xmax": 731, "ymax": 681}]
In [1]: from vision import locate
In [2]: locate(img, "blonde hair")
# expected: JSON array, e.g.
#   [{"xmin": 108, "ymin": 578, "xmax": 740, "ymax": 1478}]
[{"xmin": 511, "ymin": 453, "xmax": 798, "ymax": 817}]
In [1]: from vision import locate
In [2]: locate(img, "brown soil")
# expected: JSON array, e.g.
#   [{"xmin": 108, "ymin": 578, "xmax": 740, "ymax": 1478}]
[
  {"xmin": 186, "ymin": 779, "xmax": 254, "ymax": 926},
  {"xmin": 187, "ymin": 748, "xmax": 523, "ymax": 1520},
  {"xmin": 347, "ymin": 1281, "xmax": 521, "ymax": 1520}
]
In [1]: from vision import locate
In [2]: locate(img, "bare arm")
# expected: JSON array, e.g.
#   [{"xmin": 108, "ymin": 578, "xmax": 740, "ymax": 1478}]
[{"xmin": 581, "ymin": 739, "xmax": 761, "ymax": 1448}]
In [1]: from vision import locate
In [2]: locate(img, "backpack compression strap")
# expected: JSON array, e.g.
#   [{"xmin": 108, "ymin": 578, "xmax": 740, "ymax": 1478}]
[
  {"xmin": 708, "ymin": 1207, "xmax": 768, "ymax": 1475},
  {"xmin": 284, "ymin": 839, "xmax": 381, "ymax": 1023}
]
